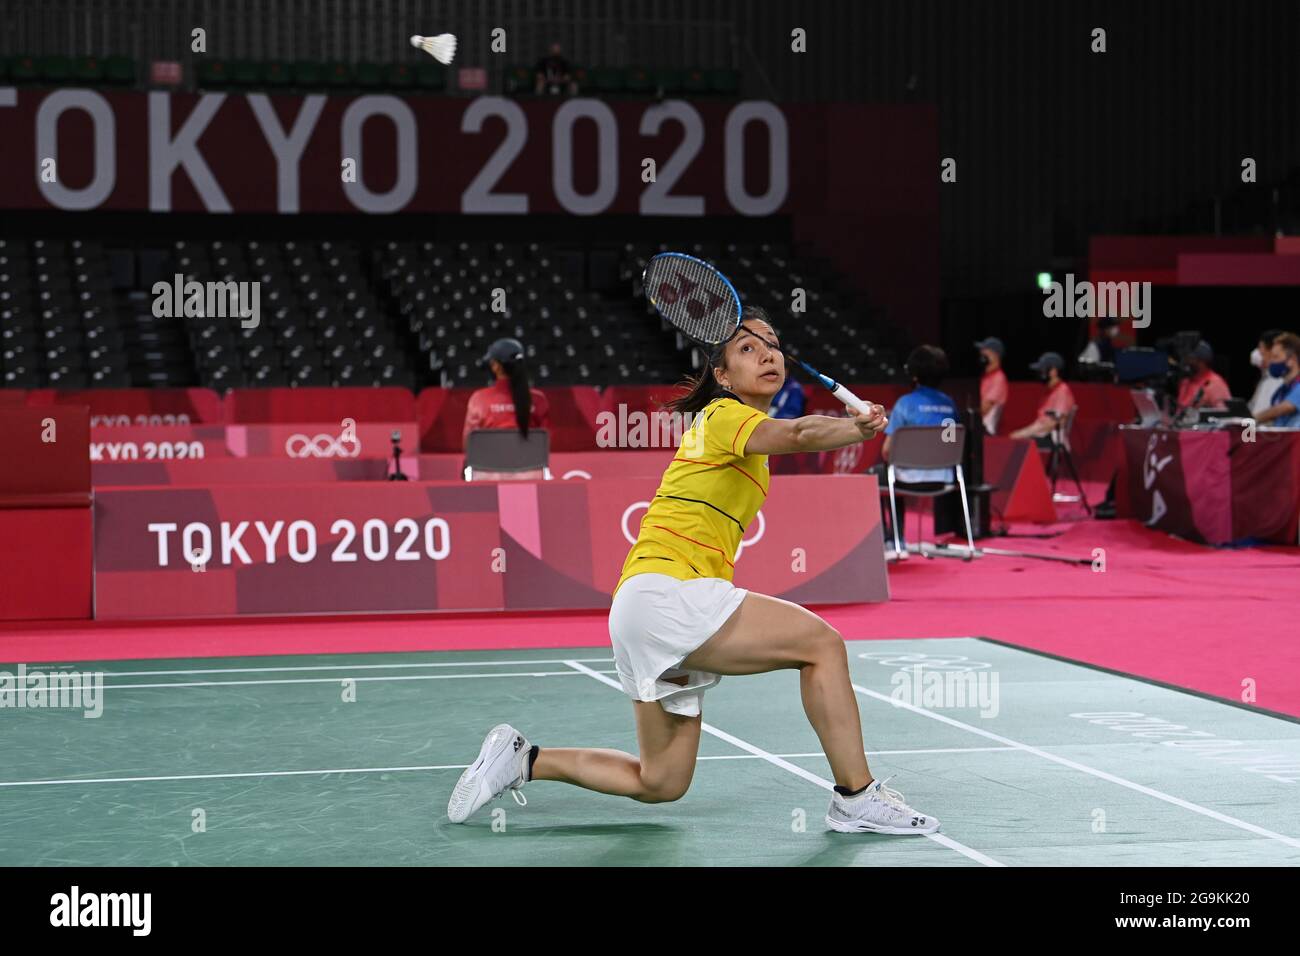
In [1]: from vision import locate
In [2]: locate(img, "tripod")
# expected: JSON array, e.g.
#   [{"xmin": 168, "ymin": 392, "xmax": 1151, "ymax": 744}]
[
  {"xmin": 388, "ymin": 431, "xmax": 410, "ymax": 481},
  {"xmin": 1042, "ymin": 413, "xmax": 1091, "ymax": 515}
]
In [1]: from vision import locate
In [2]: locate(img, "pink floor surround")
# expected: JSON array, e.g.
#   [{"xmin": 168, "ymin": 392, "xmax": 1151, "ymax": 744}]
[{"xmin": 3, "ymin": 520, "xmax": 1297, "ymax": 719}]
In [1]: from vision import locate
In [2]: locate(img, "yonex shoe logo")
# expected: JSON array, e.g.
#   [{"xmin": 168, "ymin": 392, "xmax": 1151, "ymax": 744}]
[{"xmin": 513, "ymin": 736, "xmax": 523, "ymax": 752}]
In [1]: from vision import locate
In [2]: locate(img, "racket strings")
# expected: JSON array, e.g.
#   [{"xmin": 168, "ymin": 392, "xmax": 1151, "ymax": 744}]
[{"xmin": 643, "ymin": 255, "xmax": 739, "ymax": 345}]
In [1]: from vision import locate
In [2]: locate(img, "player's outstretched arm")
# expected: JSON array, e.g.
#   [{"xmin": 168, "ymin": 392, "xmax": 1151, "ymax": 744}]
[{"xmin": 745, "ymin": 406, "xmax": 887, "ymax": 456}]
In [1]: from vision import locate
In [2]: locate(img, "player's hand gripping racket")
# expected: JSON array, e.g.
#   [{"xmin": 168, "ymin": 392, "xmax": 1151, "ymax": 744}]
[{"xmin": 642, "ymin": 251, "xmax": 877, "ymax": 417}]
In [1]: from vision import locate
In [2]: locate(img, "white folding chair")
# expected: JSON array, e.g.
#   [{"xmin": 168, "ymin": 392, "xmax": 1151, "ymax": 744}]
[{"xmin": 884, "ymin": 425, "xmax": 978, "ymax": 561}]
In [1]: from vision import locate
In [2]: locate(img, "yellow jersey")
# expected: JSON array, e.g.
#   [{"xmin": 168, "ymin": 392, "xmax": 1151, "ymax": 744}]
[{"xmin": 615, "ymin": 395, "xmax": 770, "ymax": 595}]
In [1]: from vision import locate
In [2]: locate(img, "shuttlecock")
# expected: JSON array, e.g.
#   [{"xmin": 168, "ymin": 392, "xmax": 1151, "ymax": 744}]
[{"xmin": 410, "ymin": 33, "xmax": 457, "ymax": 65}]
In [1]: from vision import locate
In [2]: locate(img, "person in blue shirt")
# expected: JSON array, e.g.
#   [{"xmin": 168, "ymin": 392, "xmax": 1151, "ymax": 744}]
[
  {"xmin": 768, "ymin": 374, "xmax": 806, "ymax": 420},
  {"xmin": 883, "ymin": 345, "xmax": 958, "ymax": 481},
  {"xmin": 1254, "ymin": 332, "xmax": 1300, "ymax": 428},
  {"xmin": 880, "ymin": 345, "xmax": 959, "ymax": 544}
]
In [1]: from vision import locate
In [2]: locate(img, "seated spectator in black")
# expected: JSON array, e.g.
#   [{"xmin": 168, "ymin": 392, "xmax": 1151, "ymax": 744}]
[
  {"xmin": 1249, "ymin": 329, "xmax": 1284, "ymax": 417},
  {"xmin": 534, "ymin": 42, "xmax": 577, "ymax": 96},
  {"xmin": 1078, "ymin": 316, "xmax": 1120, "ymax": 365}
]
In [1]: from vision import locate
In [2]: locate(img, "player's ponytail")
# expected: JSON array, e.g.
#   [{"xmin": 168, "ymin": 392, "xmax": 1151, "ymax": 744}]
[
  {"xmin": 665, "ymin": 343, "xmax": 727, "ymax": 417},
  {"xmin": 500, "ymin": 357, "xmax": 533, "ymax": 437}
]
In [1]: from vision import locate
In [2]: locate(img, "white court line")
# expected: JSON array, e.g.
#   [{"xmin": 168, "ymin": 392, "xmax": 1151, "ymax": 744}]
[
  {"xmin": 25, "ymin": 658, "xmax": 618, "ymax": 678},
  {"xmin": 693, "ymin": 747, "xmax": 1018, "ymax": 759},
  {"xmin": 852, "ymin": 683, "xmax": 1300, "ymax": 851},
  {"xmin": 563, "ymin": 660, "xmax": 1003, "ymax": 867},
  {"xmin": 0, "ymin": 765, "xmax": 469, "ymax": 788},
  {"xmin": 90, "ymin": 670, "xmax": 620, "ymax": 691},
  {"xmin": 0, "ymin": 748, "xmax": 1015, "ymax": 789}
]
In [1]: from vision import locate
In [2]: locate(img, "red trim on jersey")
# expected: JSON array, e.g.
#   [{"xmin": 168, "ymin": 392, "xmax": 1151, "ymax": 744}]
[
  {"xmin": 730, "ymin": 411, "xmax": 762, "ymax": 454},
  {"xmin": 669, "ymin": 457, "xmax": 766, "ymax": 494},
  {"xmin": 649, "ymin": 525, "xmax": 735, "ymax": 568}
]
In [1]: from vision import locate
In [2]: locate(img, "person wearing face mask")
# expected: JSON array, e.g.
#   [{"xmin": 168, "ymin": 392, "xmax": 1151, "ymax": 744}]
[
  {"xmin": 974, "ymin": 337, "xmax": 1008, "ymax": 434},
  {"xmin": 1175, "ymin": 340, "xmax": 1231, "ymax": 410},
  {"xmin": 1249, "ymin": 329, "xmax": 1284, "ymax": 417},
  {"xmin": 1010, "ymin": 352, "xmax": 1076, "ymax": 440},
  {"xmin": 1253, "ymin": 332, "xmax": 1300, "ymax": 427}
]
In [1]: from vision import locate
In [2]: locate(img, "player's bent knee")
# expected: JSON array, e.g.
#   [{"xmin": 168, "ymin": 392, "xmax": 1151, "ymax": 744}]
[
  {"xmin": 802, "ymin": 623, "xmax": 846, "ymax": 666},
  {"xmin": 636, "ymin": 768, "xmax": 691, "ymax": 803},
  {"xmin": 638, "ymin": 780, "xmax": 690, "ymax": 803}
]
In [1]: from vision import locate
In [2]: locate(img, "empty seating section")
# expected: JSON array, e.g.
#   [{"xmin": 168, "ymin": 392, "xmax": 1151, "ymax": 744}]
[
  {"xmin": 374, "ymin": 239, "xmax": 681, "ymax": 387},
  {"xmin": 0, "ymin": 239, "xmax": 130, "ymax": 389},
  {"xmin": 1, "ymin": 237, "xmax": 906, "ymax": 390},
  {"xmin": 178, "ymin": 239, "xmax": 410, "ymax": 389},
  {"xmin": 621, "ymin": 240, "xmax": 904, "ymax": 384}
]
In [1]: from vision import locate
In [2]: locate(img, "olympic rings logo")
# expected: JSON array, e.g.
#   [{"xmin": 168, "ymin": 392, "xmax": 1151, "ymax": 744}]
[
  {"xmin": 284, "ymin": 431, "xmax": 362, "ymax": 458},
  {"xmin": 620, "ymin": 501, "xmax": 765, "ymax": 558},
  {"xmin": 856, "ymin": 652, "xmax": 992, "ymax": 671},
  {"xmin": 833, "ymin": 442, "xmax": 864, "ymax": 474}
]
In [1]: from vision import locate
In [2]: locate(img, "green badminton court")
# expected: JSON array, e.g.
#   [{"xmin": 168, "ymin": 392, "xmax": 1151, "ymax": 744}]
[{"xmin": 2, "ymin": 637, "xmax": 1298, "ymax": 866}]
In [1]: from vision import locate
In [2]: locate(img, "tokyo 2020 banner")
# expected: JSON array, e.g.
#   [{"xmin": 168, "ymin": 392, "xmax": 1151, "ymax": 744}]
[
  {"xmin": 4, "ymin": 89, "xmax": 851, "ymax": 216},
  {"xmin": 92, "ymin": 476, "xmax": 889, "ymax": 619}
]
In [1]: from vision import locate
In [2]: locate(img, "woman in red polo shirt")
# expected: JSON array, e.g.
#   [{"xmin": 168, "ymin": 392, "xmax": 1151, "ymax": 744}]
[{"xmin": 462, "ymin": 338, "xmax": 550, "ymax": 445}]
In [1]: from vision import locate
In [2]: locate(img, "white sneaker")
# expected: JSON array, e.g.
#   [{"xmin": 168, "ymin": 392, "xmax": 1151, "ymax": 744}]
[
  {"xmin": 825, "ymin": 776, "xmax": 940, "ymax": 834},
  {"xmin": 446, "ymin": 723, "xmax": 532, "ymax": 824}
]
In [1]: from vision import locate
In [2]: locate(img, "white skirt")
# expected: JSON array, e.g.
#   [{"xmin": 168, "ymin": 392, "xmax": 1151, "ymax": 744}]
[{"xmin": 608, "ymin": 573, "xmax": 748, "ymax": 717}]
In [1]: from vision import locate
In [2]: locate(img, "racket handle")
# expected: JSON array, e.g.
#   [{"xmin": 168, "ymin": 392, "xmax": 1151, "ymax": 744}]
[
  {"xmin": 798, "ymin": 360, "xmax": 876, "ymax": 416},
  {"xmin": 829, "ymin": 382, "xmax": 874, "ymax": 417}
]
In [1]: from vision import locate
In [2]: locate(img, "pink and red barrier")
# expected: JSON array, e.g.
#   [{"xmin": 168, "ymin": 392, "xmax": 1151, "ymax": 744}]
[
  {"xmin": 0, "ymin": 405, "xmax": 93, "ymax": 621},
  {"xmin": 17, "ymin": 383, "xmax": 1131, "ymax": 500},
  {"xmin": 92, "ymin": 458, "xmax": 394, "ymax": 486},
  {"xmin": 24, "ymin": 387, "xmax": 224, "ymax": 425},
  {"xmin": 89, "ymin": 424, "xmax": 231, "ymax": 462},
  {"xmin": 225, "ymin": 421, "xmax": 419, "ymax": 458},
  {"xmin": 408, "ymin": 450, "xmax": 673, "ymax": 482},
  {"xmin": 92, "ymin": 475, "xmax": 889, "ymax": 619},
  {"xmin": 1117, "ymin": 428, "xmax": 1300, "ymax": 545},
  {"xmin": 224, "ymin": 386, "xmax": 416, "ymax": 424}
]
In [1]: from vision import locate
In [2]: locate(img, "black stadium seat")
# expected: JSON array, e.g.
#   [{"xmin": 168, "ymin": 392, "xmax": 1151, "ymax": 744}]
[{"xmin": 0, "ymin": 235, "xmax": 902, "ymax": 390}]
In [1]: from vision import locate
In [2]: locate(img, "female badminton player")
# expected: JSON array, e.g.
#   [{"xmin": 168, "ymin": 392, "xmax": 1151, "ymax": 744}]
[{"xmin": 447, "ymin": 306, "xmax": 940, "ymax": 834}]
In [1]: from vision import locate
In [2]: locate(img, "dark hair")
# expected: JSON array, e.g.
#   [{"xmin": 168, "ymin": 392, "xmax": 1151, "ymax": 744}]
[
  {"xmin": 1261, "ymin": 329, "xmax": 1284, "ymax": 347},
  {"xmin": 664, "ymin": 305, "xmax": 778, "ymax": 416},
  {"xmin": 498, "ymin": 357, "xmax": 533, "ymax": 436},
  {"xmin": 905, "ymin": 345, "xmax": 949, "ymax": 388}
]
